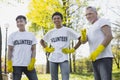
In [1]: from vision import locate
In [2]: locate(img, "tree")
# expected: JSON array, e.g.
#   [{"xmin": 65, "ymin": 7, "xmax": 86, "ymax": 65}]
[
  {"xmin": 0, "ymin": 26, "xmax": 3, "ymax": 80},
  {"xmin": 27, "ymin": 0, "xmax": 64, "ymax": 73},
  {"xmin": 112, "ymin": 37, "xmax": 120, "ymax": 69},
  {"xmin": 68, "ymin": 0, "xmax": 88, "ymax": 73},
  {"xmin": 27, "ymin": 0, "xmax": 89, "ymax": 73},
  {"xmin": 108, "ymin": 3, "xmax": 120, "ymax": 69}
]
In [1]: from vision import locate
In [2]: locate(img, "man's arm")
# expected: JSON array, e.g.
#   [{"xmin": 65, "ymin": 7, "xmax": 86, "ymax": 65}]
[
  {"xmin": 89, "ymin": 25, "xmax": 113, "ymax": 61},
  {"xmin": 31, "ymin": 44, "xmax": 36, "ymax": 58},
  {"xmin": 27, "ymin": 44, "xmax": 36, "ymax": 71},
  {"xmin": 8, "ymin": 45, "xmax": 13, "ymax": 60},
  {"xmin": 40, "ymin": 39, "xmax": 47, "ymax": 48},
  {"xmin": 101, "ymin": 25, "xmax": 113, "ymax": 47},
  {"xmin": 74, "ymin": 37, "xmax": 81, "ymax": 50},
  {"xmin": 7, "ymin": 45, "xmax": 14, "ymax": 72}
]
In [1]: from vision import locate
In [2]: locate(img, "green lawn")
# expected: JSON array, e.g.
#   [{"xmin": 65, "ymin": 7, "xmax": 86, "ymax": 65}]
[{"xmin": 22, "ymin": 72, "xmax": 120, "ymax": 80}]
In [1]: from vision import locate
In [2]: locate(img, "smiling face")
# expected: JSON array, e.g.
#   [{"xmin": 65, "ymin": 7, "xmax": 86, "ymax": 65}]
[
  {"xmin": 85, "ymin": 7, "xmax": 98, "ymax": 24},
  {"xmin": 52, "ymin": 15, "xmax": 62, "ymax": 28},
  {"xmin": 16, "ymin": 18, "xmax": 26, "ymax": 31}
]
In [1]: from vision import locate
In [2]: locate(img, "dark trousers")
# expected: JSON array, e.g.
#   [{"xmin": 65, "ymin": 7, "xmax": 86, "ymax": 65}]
[
  {"xmin": 92, "ymin": 58, "xmax": 113, "ymax": 80},
  {"xmin": 13, "ymin": 66, "xmax": 38, "ymax": 80}
]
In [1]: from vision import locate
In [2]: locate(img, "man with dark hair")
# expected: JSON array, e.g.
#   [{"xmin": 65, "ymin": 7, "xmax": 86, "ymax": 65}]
[
  {"xmin": 40, "ymin": 12, "xmax": 81, "ymax": 80},
  {"xmin": 7, "ymin": 15, "xmax": 38, "ymax": 80},
  {"xmin": 16, "ymin": 15, "xmax": 27, "ymax": 22},
  {"xmin": 81, "ymin": 6, "xmax": 113, "ymax": 80},
  {"xmin": 52, "ymin": 12, "xmax": 63, "ymax": 20}
]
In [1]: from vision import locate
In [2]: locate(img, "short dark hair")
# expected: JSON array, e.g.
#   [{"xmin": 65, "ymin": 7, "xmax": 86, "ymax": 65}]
[
  {"xmin": 16, "ymin": 15, "xmax": 27, "ymax": 22},
  {"xmin": 52, "ymin": 12, "xmax": 63, "ymax": 20}
]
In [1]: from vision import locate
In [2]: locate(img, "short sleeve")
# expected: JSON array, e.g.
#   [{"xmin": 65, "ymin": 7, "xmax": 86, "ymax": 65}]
[
  {"xmin": 99, "ymin": 19, "xmax": 111, "ymax": 28},
  {"xmin": 32, "ymin": 34, "xmax": 37, "ymax": 45},
  {"xmin": 67, "ymin": 28, "xmax": 80, "ymax": 40},
  {"xmin": 43, "ymin": 31, "xmax": 51, "ymax": 43},
  {"xmin": 8, "ymin": 34, "xmax": 14, "ymax": 46}
]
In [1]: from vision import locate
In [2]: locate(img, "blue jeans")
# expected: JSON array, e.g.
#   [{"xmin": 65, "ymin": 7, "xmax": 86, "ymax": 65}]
[
  {"xmin": 92, "ymin": 58, "xmax": 113, "ymax": 80},
  {"xmin": 13, "ymin": 66, "xmax": 38, "ymax": 80},
  {"xmin": 50, "ymin": 61, "xmax": 70, "ymax": 80}
]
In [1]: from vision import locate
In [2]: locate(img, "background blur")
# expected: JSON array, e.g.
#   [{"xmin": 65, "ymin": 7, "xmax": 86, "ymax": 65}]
[{"xmin": 0, "ymin": 0, "xmax": 120, "ymax": 80}]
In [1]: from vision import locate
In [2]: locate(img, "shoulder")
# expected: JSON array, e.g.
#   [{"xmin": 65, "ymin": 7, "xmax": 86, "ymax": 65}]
[
  {"xmin": 25, "ymin": 31, "xmax": 34, "ymax": 35},
  {"xmin": 45, "ymin": 28, "xmax": 55, "ymax": 35},
  {"xmin": 63, "ymin": 26, "xmax": 73, "ymax": 31},
  {"xmin": 9, "ymin": 31, "xmax": 18, "ymax": 37},
  {"xmin": 98, "ymin": 18, "xmax": 111, "ymax": 27},
  {"xmin": 26, "ymin": 32, "xmax": 36, "ymax": 37},
  {"xmin": 98, "ymin": 18, "xmax": 110, "ymax": 23}
]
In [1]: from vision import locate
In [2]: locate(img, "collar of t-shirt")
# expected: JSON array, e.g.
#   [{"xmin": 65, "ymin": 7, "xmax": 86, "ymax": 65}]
[
  {"xmin": 55, "ymin": 26, "xmax": 64, "ymax": 30},
  {"xmin": 18, "ymin": 30, "xmax": 26, "ymax": 33}
]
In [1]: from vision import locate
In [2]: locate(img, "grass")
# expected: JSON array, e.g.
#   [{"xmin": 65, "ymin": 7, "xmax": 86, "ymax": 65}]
[{"xmin": 21, "ymin": 71, "xmax": 120, "ymax": 80}]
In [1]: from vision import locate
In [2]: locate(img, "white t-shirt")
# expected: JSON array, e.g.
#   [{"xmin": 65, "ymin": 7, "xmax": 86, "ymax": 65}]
[
  {"xmin": 43, "ymin": 26, "xmax": 80, "ymax": 63},
  {"xmin": 87, "ymin": 18, "xmax": 113, "ymax": 60},
  {"xmin": 8, "ymin": 31, "xmax": 37, "ymax": 66}
]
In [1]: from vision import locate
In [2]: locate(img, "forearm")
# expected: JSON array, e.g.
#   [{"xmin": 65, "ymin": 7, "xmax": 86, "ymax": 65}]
[
  {"xmin": 40, "ymin": 39, "xmax": 47, "ymax": 48},
  {"xmin": 74, "ymin": 40, "xmax": 81, "ymax": 50},
  {"xmin": 8, "ymin": 46, "xmax": 13, "ymax": 60},
  {"xmin": 101, "ymin": 25, "xmax": 113, "ymax": 47},
  {"xmin": 31, "ymin": 44, "xmax": 36, "ymax": 58},
  {"xmin": 101, "ymin": 36, "xmax": 113, "ymax": 47},
  {"xmin": 8, "ymin": 50, "xmax": 12, "ymax": 60},
  {"xmin": 74, "ymin": 37, "xmax": 81, "ymax": 50},
  {"xmin": 32, "ymin": 49, "xmax": 36, "ymax": 58}
]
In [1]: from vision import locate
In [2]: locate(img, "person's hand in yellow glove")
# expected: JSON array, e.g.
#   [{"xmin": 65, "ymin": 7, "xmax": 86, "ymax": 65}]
[
  {"xmin": 44, "ymin": 46, "xmax": 55, "ymax": 53},
  {"xmin": 90, "ymin": 44, "xmax": 105, "ymax": 61},
  {"xmin": 7, "ymin": 60, "xmax": 13, "ymax": 73},
  {"xmin": 27, "ymin": 58, "xmax": 36, "ymax": 71},
  {"xmin": 62, "ymin": 48, "xmax": 75, "ymax": 54},
  {"xmin": 80, "ymin": 28, "xmax": 87, "ymax": 43}
]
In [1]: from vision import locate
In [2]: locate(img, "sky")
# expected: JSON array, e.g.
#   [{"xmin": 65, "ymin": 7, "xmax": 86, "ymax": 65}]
[{"xmin": 0, "ymin": 0, "xmax": 119, "ymax": 65}]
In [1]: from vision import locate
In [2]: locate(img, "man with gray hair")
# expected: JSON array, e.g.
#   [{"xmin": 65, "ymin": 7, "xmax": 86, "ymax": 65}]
[{"xmin": 81, "ymin": 6, "xmax": 113, "ymax": 80}]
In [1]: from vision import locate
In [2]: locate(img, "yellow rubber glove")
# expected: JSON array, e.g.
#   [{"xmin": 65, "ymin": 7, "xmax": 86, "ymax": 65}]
[
  {"xmin": 90, "ymin": 45, "xmax": 105, "ymax": 61},
  {"xmin": 44, "ymin": 46, "xmax": 55, "ymax": 53},
  {"xmin": 81, "ymin": 28, "xmax": 87, "ymax": 42},
  {"xmin": 62, "ymin": 48, "xmax": 75, "ymax": 54},
  {"xmin": 27, "ymin": 58, "xmax": 36, "ymax": 71},
  {"xmin": 68, "ymin": 48, "xmax": 75, "ymax": 53},
  {"xmin": 7, "ymin": 60, "xmax": 13, "ymax": 73}
]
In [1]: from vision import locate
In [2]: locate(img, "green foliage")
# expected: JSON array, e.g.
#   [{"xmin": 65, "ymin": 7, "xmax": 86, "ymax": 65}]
[
  {"xmin": 75, "ymin": 58, "xmax": 93, "ymax": 73},
  {"xmin": 21, "ymin": 71, "xmax": 120, "ymax": 80},
  {"xmin": 27, "ymin": 0, "xmax": 65, "ymax": 34}
]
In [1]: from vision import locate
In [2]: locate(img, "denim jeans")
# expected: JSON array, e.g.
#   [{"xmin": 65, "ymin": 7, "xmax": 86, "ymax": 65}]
[
  {"xmin": 92, "ymin": 58, "xmax": 113, "ymax": 80},
  {"xmin": 13, "ymin": 66, "xmax": 38, "ymax": 80},
  {"xmin": 50, "ymin": 61, "xmax": 70, "ymax": 80}
]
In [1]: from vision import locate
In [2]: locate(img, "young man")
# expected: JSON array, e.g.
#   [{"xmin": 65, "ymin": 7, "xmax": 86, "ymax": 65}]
[
  {"xmin": 81, "ymin": 6, "xmax": 113, "ymax": 80},
  {"xmin": 7, "ymin": 15, "xmax": 38, "ymax": 80},
  {"xmin": 40, "ymin": 12, "xmax": 81, "ymax": 80}
]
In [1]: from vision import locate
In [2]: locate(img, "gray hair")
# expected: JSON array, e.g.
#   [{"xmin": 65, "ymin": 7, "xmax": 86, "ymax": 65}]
[{"xmin": 86, "ymin": 6, "xmax": 97, "ymax": 13}]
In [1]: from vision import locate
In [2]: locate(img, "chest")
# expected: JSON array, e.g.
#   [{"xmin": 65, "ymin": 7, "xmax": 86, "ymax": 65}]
[
  {"xmin": 88, "ymin": 24, "xmax": 104, "ymax": 42},
  {"xmin": 50, "ymin": 30, "xmax": 68, "ymax": 43},
  {"xmin": 12, "ymin": 33, "xmax": 33, "ymax": 45}
]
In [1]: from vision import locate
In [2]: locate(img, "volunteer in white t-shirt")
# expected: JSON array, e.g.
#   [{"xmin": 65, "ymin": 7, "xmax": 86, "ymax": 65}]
[
  {"xmin": 7, "ymin": 15, "xmax": 38, "ymax": 80},
  {"xmin": 81, "ymin": 6, "xmax": 113, "ymax": 80},
  {"xmin": 40, "ymin": 12, "xmax": 81, "ymax": 80}
]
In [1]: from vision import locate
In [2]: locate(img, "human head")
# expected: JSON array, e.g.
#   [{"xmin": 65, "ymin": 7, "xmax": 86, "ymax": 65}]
[
  {"xmin": 16, "ymin": 15, "xmax": 27, "ymax": 31},
  {"xmin": 52, "ymin": 12, "xmax": 63, "ymax": 28},
  {"xmin": 85, "ymin": 6, "xmax": 98, "ymax": 24}
]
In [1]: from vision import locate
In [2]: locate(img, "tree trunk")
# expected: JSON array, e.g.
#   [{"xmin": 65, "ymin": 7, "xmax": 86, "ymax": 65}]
[
  {"xmin": 73, "ymin": 54, "xmax": 76, "ymax": 72},
  {"xmin": 0, "ymin": 27, "xmax": 3, "ymax": 80},
  {"xmin": 46, "ymin": 53, "xmax": 50, "ymax": 73},
  {"xmin": 69, "ymin": 54, "xmax": 72, "ymax": 73}
]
